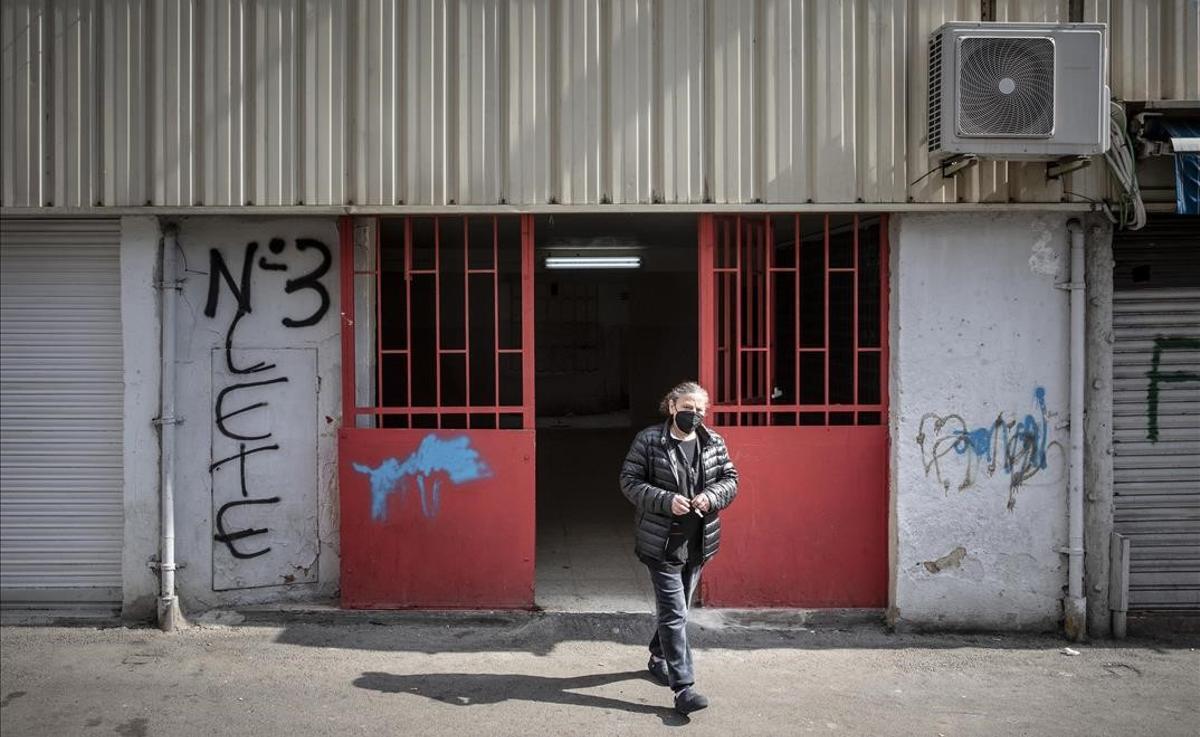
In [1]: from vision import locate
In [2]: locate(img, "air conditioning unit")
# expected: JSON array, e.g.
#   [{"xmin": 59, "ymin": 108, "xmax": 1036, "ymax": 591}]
[{"xmin": 928, "ymin": 22, "xmax": 1109, "ymax": 159}]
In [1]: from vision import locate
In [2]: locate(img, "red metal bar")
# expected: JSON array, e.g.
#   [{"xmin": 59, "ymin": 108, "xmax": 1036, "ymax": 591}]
[
  {"xmin": 375, "ymin": 217, "xmax": 383, "ymax": 425},
  {"xmin": 823, "ymin": 214, "xmax": 830, "ymax": 425},
  {"xmin": 405, "ymin": 218, "xmax": 414, "ymax": 416},
  {"xmin": 794, "ymin": 214, "xmax": 800, "ymax": 425},
  {"xmin": 761, "ymin": 220, "xmax": 770, "ymax": 424},
  {"xmin": 852, "ymin": 214, "xmax": 860, "ymax": 423},
  {"xmin": 880, "ymin": 215, "xmax": 890, "ymax": 422},
  {"xmin": 463, "ymin": 216, "xmax": 471, "ymax": 409},
  {"xmin": 493, "ymin": 216, "xmax": 500, "ymax": 426},
  {"xmin": 521, "ymin": 214, "xmax": 536, "ymax": 429},
  {"xmin": 698, "ymin": 215, "xmax": 715, "ymax": 397},
  {"xmin": 339, "ymin": 217, "xmax": 356, "ymax": 426},
  {"xmin": 700, "ymin": 403, "xmax": 884, "ymax": 412},
  {"xmin": 434, "ymin": 219, "xmax": 442, "ymax": 428},
  {"xmin": 734, "ymin": 216, "xmax": 742, "ymax": 424},
  {"xmin": 355, "ymin": 406, "xmax": 528, "ymax": 416}
]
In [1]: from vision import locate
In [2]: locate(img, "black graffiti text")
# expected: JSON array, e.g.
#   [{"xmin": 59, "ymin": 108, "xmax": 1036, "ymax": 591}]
[{"xmin": 205, "ymin": 237, "xmax": 329, "ymax": 564}]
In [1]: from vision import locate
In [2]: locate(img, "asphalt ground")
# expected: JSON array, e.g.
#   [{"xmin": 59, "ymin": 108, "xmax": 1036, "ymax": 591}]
[{"xmin": 1, "ymin": 612, "xmax": 1197, "ymax": 737}]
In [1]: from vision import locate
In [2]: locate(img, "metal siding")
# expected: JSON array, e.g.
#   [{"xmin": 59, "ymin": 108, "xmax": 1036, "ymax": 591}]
[
  {"xmin": 152, "ymin": 0, "xmax": 195, "ymax": 206},
  {"xmin": 0, "ymin": 219, "xmax": 124, "ymax": 606},
  {"xmin": 856, "ymin": 0, "xmax": 908, "ymax": 203},
  {"xmin": 52, "ymin": 0, "xmax": 101, "ymax": 208},
  {"xmin": 254, "ymin": 0, "xmax": 301, "ymax": 206},
  {"xmin": 459, "ymin": 0, "xmax": 503, "ymax": 205},
  {"xmin": 556, "ymin": 0, "xmax": 603, "ymax": 204},
  {"xmin": 1, "ymin": 0, "xmax": 1192, "ymax": 208},
  {"xmin": 812, "ymin": 0, "xmax": 856, "ymax": 203},
  {"xmin": 1112, "ymin": 288, "xmax": 1200, "ymax": 610},
  {"xmin": 304, "ymin": 0, "xmax": 347, "ymax": 205},
  {"xmin": 710, "ymin": 0, "xmax": 757, "ymax": 203},
  {"xmin": 505, "ymin": 0, "xmax": 551, "ymax": 205},
  {"xmin": 101, "ymin": 0, "xmax": 148, "ymax": 206},
  {"xmin": 609, "ymin": 0, "xmax": 655, "ymax": 203},
  {"xmin": 905, "ymin": 0, "xmax": 980, "ymax": 205},
  {"xmin": 1109, "ymin": 0, "xmax": 1200, "ymax": 101},
  {"xmin": 1, "ymin": 0, "xmax": 47, "ymax": 207},
  {"xmin": 659, "ymin": 0, "xmax": 704, "ymax": 203}
]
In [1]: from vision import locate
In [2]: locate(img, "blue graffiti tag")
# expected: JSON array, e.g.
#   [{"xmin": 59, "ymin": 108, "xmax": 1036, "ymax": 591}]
[
  {"xmin": 352, "ymin": 435, "xmax": 492, "ymax": 521},
  {"xmin": 953, "ymin": 387, "xmax": 1049, "ymax": 471},
  {"xmin": 916, "ymin": 388, "xmax": 1054, "ymax": 510}
]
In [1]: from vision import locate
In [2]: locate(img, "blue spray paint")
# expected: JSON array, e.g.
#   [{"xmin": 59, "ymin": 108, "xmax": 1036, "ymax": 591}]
[
  {"xmin": 916, "ymin": 387, "xmax": 1054, "ymax": 510},
  {"xmin": 952, "ymin": 387, "xmax": 1049, "ymax": 475},
  {"xmin": 352, "ymin": 435, "xmax": 492, "ymax": 521}
]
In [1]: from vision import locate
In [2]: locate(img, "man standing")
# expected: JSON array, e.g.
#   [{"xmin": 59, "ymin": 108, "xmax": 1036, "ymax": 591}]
[{"xmin": 618, "ymin": 381, "xmax": 739, "ymax": 715}]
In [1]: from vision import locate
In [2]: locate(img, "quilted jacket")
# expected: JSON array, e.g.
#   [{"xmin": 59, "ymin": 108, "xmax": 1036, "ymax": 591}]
[{"xmin": 618, "ymin": 419, "xmax": 739, "ymax": 565}]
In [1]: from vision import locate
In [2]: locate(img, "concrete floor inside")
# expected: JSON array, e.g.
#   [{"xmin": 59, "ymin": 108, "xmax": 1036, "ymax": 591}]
[{"xmin": 535, "ymin": 424, "xmax": 657, "ymax": 612}]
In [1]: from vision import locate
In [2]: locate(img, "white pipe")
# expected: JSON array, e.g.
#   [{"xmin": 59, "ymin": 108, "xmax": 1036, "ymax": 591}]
[
  {"xmin": 158, "ymin": 227, "xmax": 184, "ymax": 631},
  {"xmin": 1065, "ymin": 220, "xmax": 1087, "ymax": 640}
]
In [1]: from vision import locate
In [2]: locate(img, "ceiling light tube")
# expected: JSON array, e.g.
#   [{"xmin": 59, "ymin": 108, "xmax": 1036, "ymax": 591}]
[{"xmin": 544, "ymin": 256, "xmax": 641, "ymax": 269}]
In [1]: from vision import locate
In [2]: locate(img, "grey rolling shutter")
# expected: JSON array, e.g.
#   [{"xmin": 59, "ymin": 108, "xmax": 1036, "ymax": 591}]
[
  {"xmin": 1112, "ymin": 284, "xmax": 1200, "ymax": 610},
  {"xmin": 0, "ymin": 219, "xmax": 125, "ymax": 609}
]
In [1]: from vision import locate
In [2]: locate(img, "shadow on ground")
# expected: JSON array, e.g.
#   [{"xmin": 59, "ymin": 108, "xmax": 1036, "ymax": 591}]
[{"xmin": 353, "ymin": 669, "xmax": 689, "ymax": 725}]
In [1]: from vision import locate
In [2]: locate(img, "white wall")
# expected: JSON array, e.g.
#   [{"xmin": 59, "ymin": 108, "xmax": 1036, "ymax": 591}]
[
  {"xmin": 890, "ymin": 212, "xmax": 1072, "ymax": 631},
  {"xmin": 170, "ymin": 217, "xmax": 341, "ymax": 610}
]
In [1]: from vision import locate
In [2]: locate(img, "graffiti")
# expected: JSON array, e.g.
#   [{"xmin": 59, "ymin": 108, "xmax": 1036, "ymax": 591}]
[
  {"xmin": 206, "ymin": 237, "xmax": 329, "ymax": 563},
  {"xmin": 916, "ymin": 388, "xmax": 1055, "ymax": 510},
  {"xmin": 353, "ymin": 435, "xmax": 492, "ymax": 521},
  {"xmin": 282, "ymin": 238, "xmax": 332, "ymax": 328},
  {"xmin": 1147, "ymin": 336, "xmax": 1200, "ymax": 442}
]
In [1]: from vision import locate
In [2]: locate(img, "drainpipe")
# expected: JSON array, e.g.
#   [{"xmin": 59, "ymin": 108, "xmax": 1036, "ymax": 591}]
[
  {"xmin": 1064, "ymin": 219, "xmax": 1087, "ymax": 641},
  {"xmin": 157, "ymin": 227, "xmax": 185, "ymax": 631}
]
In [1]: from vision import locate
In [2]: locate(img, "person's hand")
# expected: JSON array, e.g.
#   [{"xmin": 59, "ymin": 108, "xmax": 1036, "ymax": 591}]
[
  {"xmin": 691, "ymin": 493, "xmax": 712, "ymax": 513},
  {"xmin": 671, "ymin": 494, "xmax": 692, "ymax": 516}
]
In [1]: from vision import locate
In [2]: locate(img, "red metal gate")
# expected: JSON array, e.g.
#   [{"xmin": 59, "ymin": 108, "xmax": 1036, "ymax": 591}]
[
  {"xmin": 337, "ymin": 215, "xmax": 536, "ymax": 608},
  {"xmin": 699, "ymin": 214, "xmax": 889, "ymax": 607}
]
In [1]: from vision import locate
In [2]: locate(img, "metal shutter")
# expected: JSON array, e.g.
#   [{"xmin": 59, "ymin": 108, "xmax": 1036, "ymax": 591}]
[
  {"xmin": 0, "ymin": 219, "xmax": 124, "ymax": 609},
  {"xmin": 1113, "ymin": 220, "xmax": 1200, "ymax": 611}
]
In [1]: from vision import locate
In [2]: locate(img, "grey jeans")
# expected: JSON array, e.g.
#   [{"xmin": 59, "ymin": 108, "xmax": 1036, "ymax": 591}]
[{"xmin": 645, "ymin": 559, "xmax": 704, "ymax": 690}]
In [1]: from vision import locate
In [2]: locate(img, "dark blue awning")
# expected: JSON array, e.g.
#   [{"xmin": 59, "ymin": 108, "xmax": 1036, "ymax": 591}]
[{"xmin": 1160, "ymin": 119, "xmax": 1200, "ymax": 215}]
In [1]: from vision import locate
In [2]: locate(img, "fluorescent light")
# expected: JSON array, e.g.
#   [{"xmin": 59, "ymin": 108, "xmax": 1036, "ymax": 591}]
[{"xmin": 545, "ymin": 256, "xmax": 641, "ymax": 269}]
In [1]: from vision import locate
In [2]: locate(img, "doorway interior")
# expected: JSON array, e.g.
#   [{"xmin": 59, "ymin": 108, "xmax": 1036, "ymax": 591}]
[{"xmin": 534, "ymin": 215, "xmax": 697, "ymax": 612}]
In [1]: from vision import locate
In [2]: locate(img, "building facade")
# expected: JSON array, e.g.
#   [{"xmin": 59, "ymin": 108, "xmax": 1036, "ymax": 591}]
[{"xmin": 1, "ymin": 0, "xmax": 1197, "ymax": 636}]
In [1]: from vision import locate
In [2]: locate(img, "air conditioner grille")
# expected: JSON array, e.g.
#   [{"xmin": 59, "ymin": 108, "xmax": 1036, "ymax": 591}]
[
  {"xmin": 928, "ymin": 32, "xmax": 943, "ymax": 151},
  {"xmin": 957, "ymin": 36, "xmax": 1055, "ymax": 137}
]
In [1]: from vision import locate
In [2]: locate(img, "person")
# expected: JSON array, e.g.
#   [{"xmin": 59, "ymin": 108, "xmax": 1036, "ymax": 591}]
[{"xmin": 618, "ymin": 381, "xmax": 739, "ymax": 715}]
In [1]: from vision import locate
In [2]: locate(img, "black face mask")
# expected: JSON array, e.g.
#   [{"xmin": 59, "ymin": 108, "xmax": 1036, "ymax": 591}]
[{"xmin": 673, "ymin": 410, "xmax": 700, "ymax": 433}]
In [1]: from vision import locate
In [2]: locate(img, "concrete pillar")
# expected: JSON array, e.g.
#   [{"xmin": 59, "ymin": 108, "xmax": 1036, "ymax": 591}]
[
  {"xmin": 119, "ymin": 216, "xmax": 164, "ymax": 622},
  {"xmin": 1084, "ymin": 216, "xmax": 1115, "ymax": 639}
]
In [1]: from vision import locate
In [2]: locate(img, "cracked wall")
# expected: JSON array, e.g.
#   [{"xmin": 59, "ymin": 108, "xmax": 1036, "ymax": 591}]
[{"xmin": 890, "ymin": 213, "xmax": 1072, "ymax": 631}]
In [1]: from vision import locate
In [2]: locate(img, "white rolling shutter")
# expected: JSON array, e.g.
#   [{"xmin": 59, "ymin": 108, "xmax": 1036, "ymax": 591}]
[
  {"xmin": 1112, "ymin": 219, "xmax": 1200, "ymax": 611},
  {"xmin": 0, "ymin": 219, "xmax": 124, "ymax": 609}
]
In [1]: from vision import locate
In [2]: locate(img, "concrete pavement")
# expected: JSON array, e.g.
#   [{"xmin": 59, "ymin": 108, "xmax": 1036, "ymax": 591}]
[{"xmin": 1, "ymin": 612, "xmax": 1197, "ymax": 737}]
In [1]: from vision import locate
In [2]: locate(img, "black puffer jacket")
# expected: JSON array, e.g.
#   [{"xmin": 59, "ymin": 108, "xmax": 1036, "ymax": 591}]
[{"xmin": 618, "ymin": 420, "xmax": 739, "ymax": 565}]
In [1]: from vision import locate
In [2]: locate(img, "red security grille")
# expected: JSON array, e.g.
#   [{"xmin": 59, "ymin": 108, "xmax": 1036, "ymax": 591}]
[
  {"xmin": 699, "ymin": 214, "xmax": 889, "ymax": 427},
  {"xmin": 339, "ymin": 215, "xmax": 535, "ymax": 430}
]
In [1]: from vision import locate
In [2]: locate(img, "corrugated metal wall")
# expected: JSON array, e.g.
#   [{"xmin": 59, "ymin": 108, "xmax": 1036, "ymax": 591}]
[{"xmin": 2, "ymin": 0, "xmax": 1196, "ymax": 209}]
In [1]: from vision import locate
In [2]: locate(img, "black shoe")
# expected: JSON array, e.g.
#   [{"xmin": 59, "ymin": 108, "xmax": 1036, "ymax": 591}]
[
  {"xmin": 647, "ymin": 658, "xmax": 669, "ymax": 686},
  {"xmin": 673, "ymin": 686, "xmax": 709, "ymax": 715}
]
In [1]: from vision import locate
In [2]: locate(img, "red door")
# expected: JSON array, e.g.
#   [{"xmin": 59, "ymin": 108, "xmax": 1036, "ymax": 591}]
[
  {"xmin": 337, "ymin": 215, "xmax": 536, "ymax": 608},
  {"xmin": 698, "ymin": 214, "xmax": 889, "ymax": 607}
]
